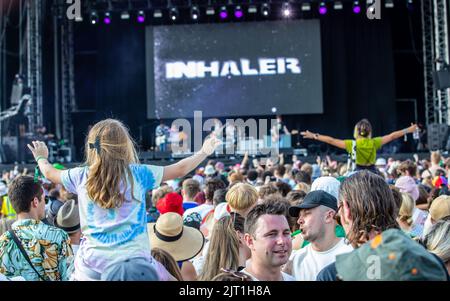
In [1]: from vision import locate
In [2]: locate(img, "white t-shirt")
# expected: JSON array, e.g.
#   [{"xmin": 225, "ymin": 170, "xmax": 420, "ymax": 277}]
[
  {"xmin": 241, "ymin": 269, "xmax": 295, "ymax": 281},
  {"xmin": 183, "ymin": 203, "xmax": 214, "ymax": 221},
  {"xmin": 290, "ymin": 238, "xmax": 353, "ymax": 281}
]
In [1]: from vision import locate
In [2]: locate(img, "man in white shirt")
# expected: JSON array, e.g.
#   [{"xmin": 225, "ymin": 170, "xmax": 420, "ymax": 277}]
[
  {"xmin": 286, "ymin": 190, "xmax": 352, "ymax": 281},
  {"xmin": 242, "ymin": 202, "xmax": 295, "ymax": 281}
]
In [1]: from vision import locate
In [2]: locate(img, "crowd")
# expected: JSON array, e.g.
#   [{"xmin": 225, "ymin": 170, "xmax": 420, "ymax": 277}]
[{"xmin": 0, "ymin": 118, "xmax": 449, "ymax": 281}]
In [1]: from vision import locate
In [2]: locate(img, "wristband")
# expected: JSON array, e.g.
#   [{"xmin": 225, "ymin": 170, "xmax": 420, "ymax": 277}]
[
  {"xmin": 314, "ymin": 133, "xmax": 319, "ymax": 140},
  {"xmin": 36, "ymin": 156, "xmax": 48, "ymax": 163},
  {"xmin": 403, "ymin": 129, "xmax": 408, "ymax": 135}
]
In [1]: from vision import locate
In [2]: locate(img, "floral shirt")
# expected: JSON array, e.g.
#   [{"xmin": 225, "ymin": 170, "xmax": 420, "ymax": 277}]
[{"xmin": 0, "ymin": 219, "xmax": 74, "ymax": 281}]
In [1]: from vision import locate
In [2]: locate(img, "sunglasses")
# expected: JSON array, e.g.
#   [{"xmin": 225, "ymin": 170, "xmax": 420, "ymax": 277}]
[{"xmin": 220, "ymin": 268, "xmax": 252, "ymax": 281}]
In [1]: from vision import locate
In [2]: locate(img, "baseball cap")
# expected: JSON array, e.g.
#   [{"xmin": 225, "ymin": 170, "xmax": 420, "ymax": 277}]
[
  {"xmin": 101, "ymin": 257, "xmax": 159, "ymax": 281},
  {"xmin": 156, "ymin": 192, "xmax": 184, "ymax": 216},
  {"xmin": 289, "ymin": 190, "xmax": 338, "ymax": 217},
  {"xmin": 335, "ymin": 228, "xmax": 448, "ymax": 281}
]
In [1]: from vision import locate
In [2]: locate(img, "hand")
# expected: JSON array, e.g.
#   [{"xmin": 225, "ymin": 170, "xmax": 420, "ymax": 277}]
[
  {"xmin": 408, "ymin": 123, "xmax": 418, "ymax": 134},
  {"xmin": 252, "ymin": 158, "xmax": 259, "ymax": 167},
  {"xmin": 27, "ymin": 141, "xmax": 49, "ymax": 161},
  {"xmin": 301, "ymin": 130, "xmax": 315, "ymax": 139},
  {"xmin": 200, "ymin": 136, "xmax": 222, "ymax": 156}
]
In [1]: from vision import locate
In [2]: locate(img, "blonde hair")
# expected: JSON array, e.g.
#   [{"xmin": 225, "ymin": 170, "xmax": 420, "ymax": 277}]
[
  {"xmin": 422, "ymin": 220, "xmax": 450, "ymax": 264},
  {"xmin": 198, "ymin": 216, "xmax": 240, "ymax": 281},
  {"xmin": 85, "ymin": 119, "xmax": 139, "ymax": 209},
  {"xmin": 152, "ymin": 186, "xmax": 173, "ymax": 206},
  {"xmin": 431, "ymin": 151, "xmax": 441, "ymax": 165},
  {"xmin": 226, "ymin": 183, "xmax": 258, "ymax": 211},
  {"xmin": 399, "ymin": 193, "xmax": 414, "ymax": 226},
  {"xmin": 294, "ymin": 182, "xmax": 311, "ymax": 194},
  {"xmin": 300, "ymin": 163, "xmax": 313, "ymax": 177}
]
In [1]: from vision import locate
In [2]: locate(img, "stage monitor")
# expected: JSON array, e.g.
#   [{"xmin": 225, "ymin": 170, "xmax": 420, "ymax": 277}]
[{"xmin": 146, "ymin": 20, "xmax": 323, "ymax": 119}]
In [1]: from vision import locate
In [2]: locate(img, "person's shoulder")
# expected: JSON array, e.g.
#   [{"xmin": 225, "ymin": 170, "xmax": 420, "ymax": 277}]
[
  {"xmin": 336, "ymin": 238, "xmax": 353, "ymax": 252},
  {"xmin": 282, "ymin": 272, "xmax": 296, "ymax": 281},
  {"xmin": 0, "ymin": 230, "xmax": 12, "ymax": 245},
  {"xmin": 38, "ymin": 223, "xmax": 70, "ymax": 243},
  {"xmin": 316, "ymin": 262, "xmax": 337, "ymax": 281}
]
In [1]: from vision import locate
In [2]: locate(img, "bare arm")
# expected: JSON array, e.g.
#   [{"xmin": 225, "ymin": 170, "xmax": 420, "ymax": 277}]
[
  {"xmin": 301, "ymin": 130, "xmax": 346, "ymax": 150},
  {"xmin": 381, "ymin": 123, "xmax": 418, "ymax": 145},
  {"xmin": 27, "ymin": 141, "xmax": 62, "ymax": 184},
  {"xmin": 162, "ymin": 136, "xmax": 221, "ymax": 182},
  {"xmin": 241, "ymin": 151, "xmax": 249, "ymax": 168}
]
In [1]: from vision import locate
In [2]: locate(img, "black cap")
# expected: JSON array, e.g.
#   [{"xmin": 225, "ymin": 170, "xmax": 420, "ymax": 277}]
[{"xmin": 289, "ymin": 190, "xmax": 338, "ymax": 217}]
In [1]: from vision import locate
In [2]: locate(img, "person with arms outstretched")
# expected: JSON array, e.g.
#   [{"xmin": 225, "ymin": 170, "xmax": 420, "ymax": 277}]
[
  {"xmin": 27, "ymin": 118, "xmax": 221, "ymax": 281},
  {"xmin": 301, "ymin": 119, "xmax": 418, "ymax": 173}
]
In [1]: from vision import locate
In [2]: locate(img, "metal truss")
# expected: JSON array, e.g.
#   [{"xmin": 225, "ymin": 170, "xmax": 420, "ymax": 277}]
[
  {"xmin": 26, "ymin": 0, "xmax": 43, "ymax": 130},
  {"xmin": 60, "ymin": 15, "xmax": 76, "ymax": 146},
  {"xmin": 422, "ymin": 0, "xmax": 450, "ymax": 126}
]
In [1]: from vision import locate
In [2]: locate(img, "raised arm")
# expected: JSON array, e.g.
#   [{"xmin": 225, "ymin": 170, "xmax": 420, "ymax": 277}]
[
  {"xmin": 27, "ymin": 141, "xmax": 62, "ymax": 184},
  {"xmin": 301, "ymin": 130, "xmax": 346, "ymax": 150},
  {"xmin": 381, "ymin": 123, "xmax": 418, "ymax": 146},
  {"xmin": 162, "ymin": 136, "xmax": 221, "ymax": 182}
]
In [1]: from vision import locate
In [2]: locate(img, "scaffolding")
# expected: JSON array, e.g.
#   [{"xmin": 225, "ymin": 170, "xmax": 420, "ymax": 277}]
[
  {"xmin": 422, "ymin": 0, "xmax": 450, "ymax": 126},
  {"xmin": 60, "ymin": 15, "xmax": 76, "ymax": 146},
  {"xmin": 26, "ymin": 0, "xmax": 43, "ymax": 130}
]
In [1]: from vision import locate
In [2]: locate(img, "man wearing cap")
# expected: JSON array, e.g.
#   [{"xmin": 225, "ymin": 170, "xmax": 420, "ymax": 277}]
[
  {"xmin": 316, "ymin": 171, "xmax": 448, "ymax": 281},
  {"xmin": 286, "ymin": 190, "xmax": 352, "ymax": 281}
]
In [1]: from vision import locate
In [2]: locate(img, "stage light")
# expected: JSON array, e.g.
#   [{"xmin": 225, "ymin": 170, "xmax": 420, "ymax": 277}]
[
  {"xmin": 191, "ymin": 6, "xmax": 199, "ymax": 20},
  {"xmin": 353, "ymin": 1, "xmax": 361, "ymax": 14},
  {"xmin": 121, "ymin": 11, "xmax": 130, "ymax": 20},
  {"xmin": 261, "ymin": 3, "xmax": 270, "ymax": 16},
  {"xmin": 406, "ymin": 0, "xmax": 414, "ymax": 11},
  {"xmin": 153, "ymin": 9, "xmax": 163, "ymax": 18},
  {"xmin": 90, "ymin": 11, "xmax": 98, "ymax": 24},
  {"xmin": 301, "ymin": 3, "xmax": 311, "ymax": 11},
  {"xmin": 206, "ymin": 7, "xmax": 215, "ymax": 16},
  {"xmin": 219, "ymin": 6, "xmax": 228, "ymax": 19},
  {"xmin": 282, "ymin": 3, "xmax": 291, "ymax": 18},
  {"xmin": 169, "ymin": 7, "xmax": 179, "ymax": 21},
  {"xmin": 103, "ymin": 12, "xmax": 111, "ymax": 24},
  {"xmin": 234, "ymin": 6, "xmax": 244, "ymax": 18},
  {"xmin": 385, "ymin": 0, "xmax": 394, "ymax": 8},
  {"xmin": 137, "ymin": 10, "xmax": 145, "ymax": 23},
  {"xmin": 319, "ymin": 2, "xmax": 327, "ymax": 15},
  {"xmin": 333, "ymin": 1, "xmax": 344, "ymax": 10},
  {"xmin": 248, "ymin": 5, "xmax": 258, "ymax": 14}
]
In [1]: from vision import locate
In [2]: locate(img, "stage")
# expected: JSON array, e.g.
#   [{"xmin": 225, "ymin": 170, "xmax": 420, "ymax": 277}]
[{"xmin": 0, "ymin": 152, "xmax": 433, "ymax": 173}]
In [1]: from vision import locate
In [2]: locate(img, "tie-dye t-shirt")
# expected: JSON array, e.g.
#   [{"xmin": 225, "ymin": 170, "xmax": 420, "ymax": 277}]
[{"xmin": 60, "ymin": 164, "xmax": 163, "ymax": 275}]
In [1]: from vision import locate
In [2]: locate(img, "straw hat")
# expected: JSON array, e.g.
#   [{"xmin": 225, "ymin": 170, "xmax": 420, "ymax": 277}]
[{"xmin": 148, "ymin": 212, "xmax": 204, "ymax": 262}]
